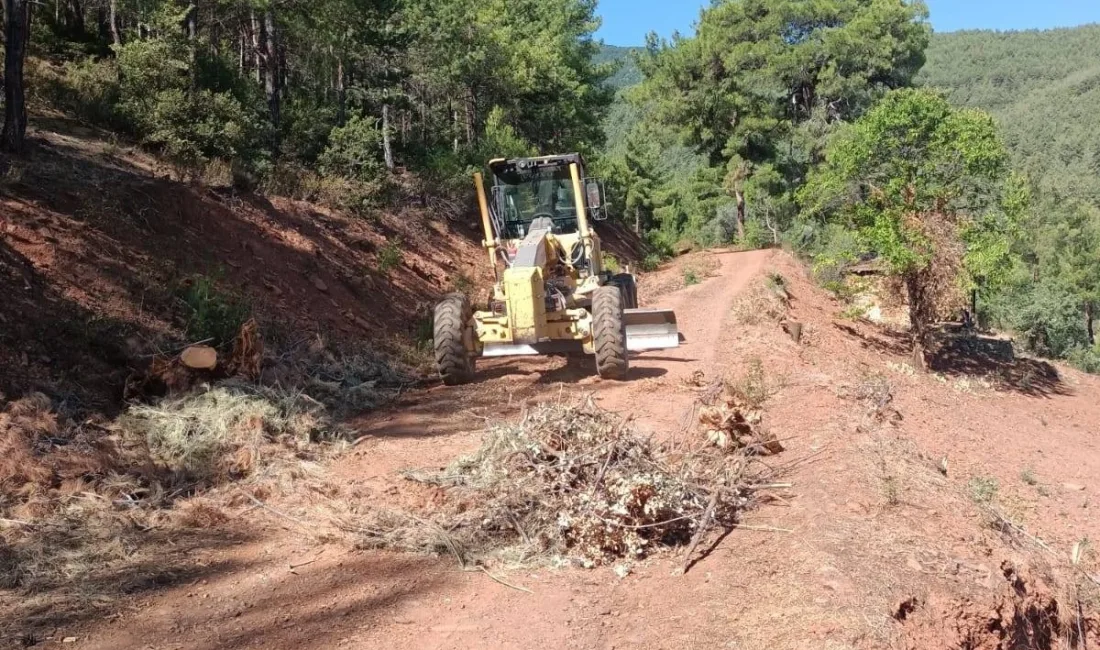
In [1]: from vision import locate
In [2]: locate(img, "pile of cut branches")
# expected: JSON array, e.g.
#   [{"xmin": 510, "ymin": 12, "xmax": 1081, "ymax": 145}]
[{"xmin": 358, "ymin": 399, "xmax": 773, "ymax": 568}]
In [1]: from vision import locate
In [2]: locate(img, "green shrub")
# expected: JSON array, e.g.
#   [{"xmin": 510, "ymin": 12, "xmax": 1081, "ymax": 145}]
[
  {"xmin": 322, "ymin": 174, "xmax": 386, "ymax": 218},
  {"xmin": 684, "ymin": 269, "xmax": 700, "ymax": 286},
  {"xmin": 35, "ymin": 57, "xmax": 125, "ymax": 129},
  {"xmin": 990, "ymin": 278, "xmax": 1088, "ymax": 358},
  {"xmin": 452, "ymin": 273, "xmax": 474, "ymax": 293},
  {"xmin": 1068, "ymin": 345, "xmax": 1100, "ymax": 374},
  {"xmin": 709, "ymin": 202, "xmax": 739, "ymax": 244},
  {"xmin": 318, "ymin": 115, "xmax": 384, "ymax": 183},
  {"xmin": 413, "ymin": 310, "xmax": 434, "ymax": 352},
  {"xmin": 476, "ymin": 107, "xmax": 535, "ymax": 160},
  {"xmin": 378, "ymin": 239, "xmax": 403, "ymax": 272},
  {"xmin": 603, "ymin": 253, "xmax": 622, "ymax": 274},
  {"xmin": 968, "ymin": 476, "xmax": 999, "ymax": 504},
  {"xmin": 282, "ymin": 97, "xmax": 339, "ymax": 165},
  {"xmin": 808, "ymin": 223, "xmax": 863, "ymax": 286},
  {"xmin": 179, "ymin": 276, "xmax": 250, "ymax": 347},
  {"xmin": 739, "ymin": 217, "xmax": 773, "ymax": 250},
  {"xmin": 133, "ymin": 87, "xmax": 267, "ymax": 171},
  {"xmin": 639, "ymin": 254, "xmax": 664, "ymax": 272},
  {"xmin": 117, "ymin": 39, "xmax": 270, "ymax": 171}
]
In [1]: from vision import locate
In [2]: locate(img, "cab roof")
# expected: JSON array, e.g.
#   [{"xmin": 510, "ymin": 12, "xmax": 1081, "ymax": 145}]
[{"xmin": 488, "ymin": 153, "xmax": 586, "ymax": 177}]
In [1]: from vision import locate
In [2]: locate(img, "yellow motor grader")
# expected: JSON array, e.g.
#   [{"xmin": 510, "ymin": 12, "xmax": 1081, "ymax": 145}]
[{"xmin": 433, "ymin": 153, "xmax": 680, "ymax": 384}]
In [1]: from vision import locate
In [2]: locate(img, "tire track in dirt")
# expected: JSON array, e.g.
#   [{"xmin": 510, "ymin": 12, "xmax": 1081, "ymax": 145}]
[{"xmin": 595, "ymin": 249, "xmax": 773, "ymax": 434}]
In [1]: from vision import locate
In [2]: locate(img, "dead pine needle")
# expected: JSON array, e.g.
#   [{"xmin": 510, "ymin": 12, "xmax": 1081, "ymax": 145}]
[
  {"xmin": 472, "ymin": 566, "xmax": 534, "ymax": 594},
  {"xmin": 730, "ymin": 524, "xmax": 793, "ymax": 533},
  {"xmin": 235, "ymin": 487, "xmax": 316, "ymax": 535}
]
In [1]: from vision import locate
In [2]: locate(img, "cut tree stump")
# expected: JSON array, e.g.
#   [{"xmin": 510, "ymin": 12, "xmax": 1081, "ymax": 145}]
[
  {"xmin": 181, "ymin": 345, "xmax": 218, "ymax": 370},
  {"xmin": 782, "ymin": 320, "xmax": 803, "ymax": 343}
]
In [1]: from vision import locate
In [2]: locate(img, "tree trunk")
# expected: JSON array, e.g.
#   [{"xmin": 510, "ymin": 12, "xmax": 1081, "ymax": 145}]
[
  {"xmin": 65, "ymin": 0, "xmax": 84, "ymax": 39},
  {"xmin": 96, "ymin": 7, "xmax": 108, "ymax": 43},
  {"xmin": 464, "ymin": 89, "xmax": 476, "ymax": 146},
  {"xmin": 634, "ymin": 207, "xmax": 641, "ymax": 235},
  {"xmin": 382, "ymin": 103, "xmax": 395, "ymax": 171},
  {"xmin": 185, "ymin": 1, "xmax": 197, "ymax": 88},
  {"xmin": 250, "ymin": 10, "xmax": 261, "ymax": 83},
  {"xmin": 905, "ymin": 271, "xmax": 930, "ymax": 371},
  {"xmin": 1088, "ymin": 302, "xmax": 1096, "ymax": 347},
  {"xmin": 258, "ymin": 8, "xmax": 280, "ymax": 143},
  {"xmin": 278, "ymin": 41, "xmax": 287, "ymax": 102},
  {"xmin": 452, "ymin": 106, "xmax": 459, "ymax": 153},
  {"xmin": 764, "ymin": 211, "xmax": 779, "ymax": 245},
  {"xmin": 2, "ymin": 0, "xmax": 30, "ymax": 154},
  {"xmin": 108, "ymin": 0, "xmax": 121, "ymax": 46},
  {"xmin": 335, "ymin": 56, "xmax": 346, "ymax": 126},
  {"xmin": 734, "ymin": 189, "xmax": 746, "ymax": 241},
  {"xmin": 238, "ymin": 22, "xmax": 245, "ymax": 73}
]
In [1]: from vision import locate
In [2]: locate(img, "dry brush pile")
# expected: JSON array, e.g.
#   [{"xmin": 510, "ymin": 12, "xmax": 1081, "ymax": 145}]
[{"xmin": 359, "ymin": 397, "xmax": 785, "ymax": 569}]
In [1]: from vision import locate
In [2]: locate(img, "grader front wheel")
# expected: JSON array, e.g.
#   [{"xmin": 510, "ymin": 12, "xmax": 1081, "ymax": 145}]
[
  {"xmin": 593, "ymin": 285, "xmax": 629, "ymax": 380},
  {"xmin": 434, "ymin": 293, "xmax": 475, "ymax": 386},
  {"xmin": 610, "ymin": 273, "xmax": 639, "ymax": 309}
]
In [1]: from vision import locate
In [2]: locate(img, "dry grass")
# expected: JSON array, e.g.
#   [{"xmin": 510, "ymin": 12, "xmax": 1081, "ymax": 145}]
[
  {"xmin": 0, "ymin": 394, "xmax": 182, "ymax": 631},
  {"xmin": 121, "ymin": 343, "xmax": 413, "ymax": 487},
  {"xmin": 726, "ymin": 357, "xmax": 774, "ymax": 410},
  {"xmin": 122, "ymin": 383, "xmax": 322, "ymax": 485},
  {"xmin": 852, "ymin": 373, "xmax": 898, "ymax": 424},
  {"xmin": 732, "ymin": 272, "xmax": 791, "ymax": 326},
  {"xmin": 356, "ymin": 399, "xmax": 774, "ymax": 568}
]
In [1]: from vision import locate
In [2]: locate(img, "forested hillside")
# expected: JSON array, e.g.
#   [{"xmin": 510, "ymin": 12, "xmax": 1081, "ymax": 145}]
[
  {"xmin": 602, "ymin": 24, "xmax": 1100, "ymax": 210},
  {"xmin": 2, "ymin": 0, "xmax": 612, "ymax": 196},
  {"xmin": 918, "ymin": 25, "xmax": 1100, "ymax": 205},
  {"xmin": 594, "ymin": 44, "xmax": 642, "ymax": 90},
  {"xmin": 3, "ymin": 1, "xmax": 1099, "ymax": 374}
]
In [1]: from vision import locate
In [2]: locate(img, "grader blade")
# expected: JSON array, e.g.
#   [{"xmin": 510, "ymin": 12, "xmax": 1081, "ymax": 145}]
[{"xmin": 624, "ymin": 309, "xmax": 681, "ymax": 352}]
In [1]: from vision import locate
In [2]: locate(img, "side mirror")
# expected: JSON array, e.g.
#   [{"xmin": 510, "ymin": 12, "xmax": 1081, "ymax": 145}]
[
  {"xmin": 586, "ymin": 180, "xmax": 608, "ymax": 221},
  {"xmin": 586, "ymin": 180, "xmax": 602, "ymax": 209}
]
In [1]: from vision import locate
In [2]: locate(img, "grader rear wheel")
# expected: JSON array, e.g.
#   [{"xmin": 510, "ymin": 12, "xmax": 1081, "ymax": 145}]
[
  {"xmin": 434, "ymin": 293, "xmax": 475, "ymax": 386},
  {"xmin": 593, "ymin": 284, "xmax": 629, "ymax": 380}
]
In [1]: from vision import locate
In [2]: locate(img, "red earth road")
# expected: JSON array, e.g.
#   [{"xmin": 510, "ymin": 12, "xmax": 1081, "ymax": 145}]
[{"xmin": 68, "ymin": 249, "xmax": 1100, "ymax": 649}]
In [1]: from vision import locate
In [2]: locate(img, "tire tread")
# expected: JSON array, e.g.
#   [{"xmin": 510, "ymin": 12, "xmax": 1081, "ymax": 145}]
[
  {"xmin": 434, "ymin": 293, "xmax": 475, "ymax": 385},
  {"xmin": 593, "ymin": 285, "xmax": 629, "ymax": 380}
]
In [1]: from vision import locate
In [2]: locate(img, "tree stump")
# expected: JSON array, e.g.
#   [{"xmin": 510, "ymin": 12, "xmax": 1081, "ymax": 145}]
[{"xmin": 781, "ymin": 320, "xmax": 803, "ymax": 344}]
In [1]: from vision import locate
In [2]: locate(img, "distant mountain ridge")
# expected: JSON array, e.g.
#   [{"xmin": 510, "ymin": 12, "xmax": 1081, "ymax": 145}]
[
  {"xmin": 596, "ymin": 45, "xmax": 643, "ymax": 91},
  {"xmin": 916, "ymin": 25, "xmax": 1100, "ymax": 201}
]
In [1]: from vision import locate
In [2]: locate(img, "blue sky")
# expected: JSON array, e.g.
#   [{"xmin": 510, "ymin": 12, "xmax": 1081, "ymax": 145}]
[{"xmin": 595, "ymin": 0, "xmax": 1100, "ymax": 46}]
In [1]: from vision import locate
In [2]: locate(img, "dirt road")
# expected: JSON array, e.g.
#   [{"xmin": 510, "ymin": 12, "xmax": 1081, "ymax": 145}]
[
  {"xmin": 68, "ymin": 249, "xmax": 1100, "ymax": 649},
  {"xmin": 73, "ymin": 250, "xmax": 774, "ymax": 650}
]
